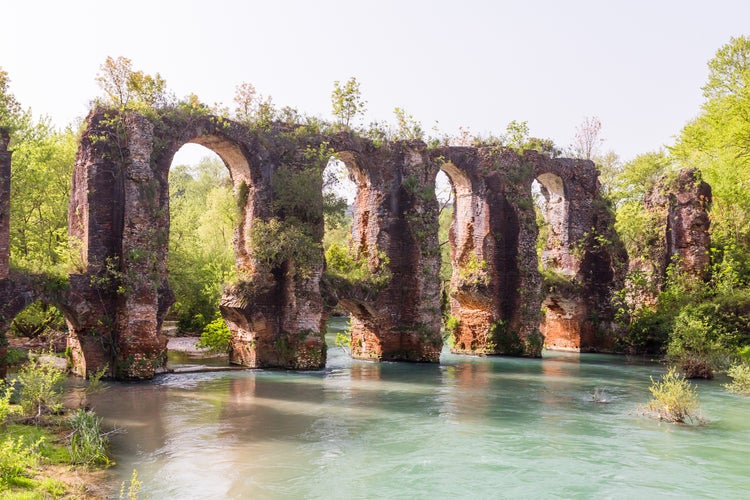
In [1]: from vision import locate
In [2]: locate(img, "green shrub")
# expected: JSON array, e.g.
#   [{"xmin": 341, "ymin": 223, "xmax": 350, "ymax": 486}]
[
  {"xmin": 444, "ymin": 315, "xmax": 460, "ymax": 337},
  {"xmin": 667, "ymin": 307, "xmax": 733, "ymax": 378},
  {"xmin": 17, "ymin": 355, "xmax": 66, "ymax": 419},
  {"xmin": 4, "ymin": 347, "xmax": 28, "ymax": 366},
  {"xmin": 197, "ymin": 317, "xmax": 232, "ymax": 353},
  {"xmin": 724, "ymin": 363, "xmax": 750, "ymax": 395},
  {"xmin": 0, "ymin": 435, "xmax": 42, "ymax": 488},
  {"xmin": 9, "ymin": 302, "xmax": 65, "ymax": 338},
  {"xmin": 68, "ymin": 409, "xmax": 111, "ymax": 466},
  {"xmin": 0, "ymin": 380, "xmax": 14, "ymax": 427},
  {"xmin": 645, "ymin": 367, "xmax": 701, "ymax": 423},
  {"xmin": 333, "ymin": 318, "xmax": 352, "ymax": 354}
]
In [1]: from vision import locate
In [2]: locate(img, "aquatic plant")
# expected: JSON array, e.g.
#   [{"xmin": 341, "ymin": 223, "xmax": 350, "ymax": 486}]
[
  {"xmin": 644, "ymin": 367, "xmax": 701, "ymax": 424},
  {"xmin": 68, "ymin": 409, "xmax": 111, "ymax": 466}
]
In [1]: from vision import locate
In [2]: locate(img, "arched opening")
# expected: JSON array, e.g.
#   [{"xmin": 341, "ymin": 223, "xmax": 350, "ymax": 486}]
[
  {"xmin": 321, "ymin": 153, "xmax": 361, "ymax": 357},
  {"xmin": 436, "ymin": 169, "xmax": 454, "ymax": 314},
  {"xmin": 438, "ymin": 161, "xmax": 491, "ymax": 353},
  {"xmin": 533, "ymin": 172, "xmax": 581, "ymax": 351},
  {"xmin": 533, "ymin": 173, "xmax": 570, "ymax": 275},
  {"xmin": 165, "ymin": 143, "xmax": 238, "ymax": 366},
  {"xmin": 3, "ymin": 300, "xmax": 71, "ymax": 373}
]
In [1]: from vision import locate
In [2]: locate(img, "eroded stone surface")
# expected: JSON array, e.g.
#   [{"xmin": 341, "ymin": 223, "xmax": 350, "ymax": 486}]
[
  {"xmin": 0, "ymin": 109, "xmax": 648, "ymax": 379},
  {"xmin": 631, "ymin": 168, "xmax": 712, "ymax": 302}
]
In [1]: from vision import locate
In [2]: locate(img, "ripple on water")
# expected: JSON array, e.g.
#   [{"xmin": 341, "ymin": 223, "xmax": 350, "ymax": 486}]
[{"xmin": 96, "ymin": 341, "xmax": 750, "ymax": 498}]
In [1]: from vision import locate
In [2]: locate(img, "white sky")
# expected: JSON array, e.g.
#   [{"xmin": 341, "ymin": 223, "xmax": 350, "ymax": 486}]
[{"xmin": 2, "ymin": 0, "xmax": 749, "ymax": 165}]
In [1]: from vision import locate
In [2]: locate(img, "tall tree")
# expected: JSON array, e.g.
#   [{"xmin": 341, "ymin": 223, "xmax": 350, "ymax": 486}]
[
  {"xmin": 9, "ymin": 120, "xmax": 76, "ymax": 273},
  {"xmin": 331, "ymin": 77, "xmax": 366, "ymax": 128},
  {"xmin": 571, "ymin": 116, "xmax": 603, "ymax": 161},
  {"xmin": 0, "ymin": 68, "xmax": 23, "ymax": 131},
  {"xmin": 672, "ymin": 35, "xmax": 750, "ymax": 249},
  {"xmin": 96, "ymin": 56, "xmax": 169, "ymax": 110}
]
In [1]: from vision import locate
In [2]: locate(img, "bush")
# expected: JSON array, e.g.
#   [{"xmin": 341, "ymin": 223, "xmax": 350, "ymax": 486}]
[
  {"xmin": 0, "ymin": 380, "xmax": 14, "ymax": 427},
  {"xmin": 0, "ymin": 435, "xmax": 41, "ymax": 489},
  {"xmin": 666, "ymin": 308, "xmax": 732, "ymax": 378},
  {"xmin": 724, "ymin": 363, "xmax": 750, "ymax": 395},
  {"xmin": 9, "ymin": 302, "xmax": 65, "ymax": 338},
  {"xmin": 645, "ymin": 367, "xmax": 701, "ymax": 423},
  {"xmin": 17, "ymin": 355, "xmax": 66, "ymax": 420},
  {"xmin": 197, "ymin": 317, "xmax": 232, "ymax": 353},
  {"xmin": 68, "ymin": 409, "xmax": 111, "ymax": 466},
  {"xmin": 5, "ymin": 347, "xmax": 28, "ymax": 366}
]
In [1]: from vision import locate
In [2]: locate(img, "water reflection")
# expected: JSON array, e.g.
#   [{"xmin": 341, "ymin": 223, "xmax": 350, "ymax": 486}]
[{"xmin": 94, "ymin": 325, "xmax": 750, "ymax": 498}]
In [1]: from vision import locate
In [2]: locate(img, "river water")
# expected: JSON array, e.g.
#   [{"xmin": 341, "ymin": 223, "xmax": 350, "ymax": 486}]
[{"xmin": 90, "ymin": 317, "xmax": 750, "ymax": 498}]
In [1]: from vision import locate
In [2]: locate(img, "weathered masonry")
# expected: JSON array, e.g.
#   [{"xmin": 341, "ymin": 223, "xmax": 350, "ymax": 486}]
[{"xmin": 1, "ymin": 108, "xmax": 631, "ymax": 379}]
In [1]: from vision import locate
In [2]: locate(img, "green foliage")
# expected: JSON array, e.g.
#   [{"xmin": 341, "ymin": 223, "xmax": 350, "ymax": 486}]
[
  {"xmin": 438, "ymin": 204, "xmax": 453, "ymax": 285},
  {"xmin": 197, "ymin": 317, "xmax": 232, "ymax": 353},
  {"xmin": 331, "ymin": 77, "xmax": 366, "ymax": 128},
  {"xmin": 4, "ymin": 348, "xmax": 28, "ymax": 367},
  {"xmin": 67, "ymin": 409, "xmax": 111, "ymax": 466},
  {"xmin": 444, "ymin": 315, "xmax": 460, "ymax": 337},
  {"xmin": 252, "ymin": 217, "xmax": 321, "ymax": 277},
  {"xmin": 0, "ymin": 435, "xmax": 41, "ymax": 489},
  {"xmin": 458, "ymin": 255, "xmax": 489, "ymax": 287},
  {"xmin": 17, "ymin": 355, "xmax": 66, "ymax": 419},
  {"xmin": 393, "ymin": 107, "xmax": 424, "ymax": 141},
  {"xmin": 96, "ymin": 55, "xmax": 169, "ymax": 110},
  {"xmin": 672, "ymin": 36, "xmax": 750, "ymax": 251},
  {"xmin": 0, "ymin": 380, "xmax": 14, "ymax": 428},
  {"xmin": 169, "ymin": 157, "xmax": 237, "ymax": 331},
  {"xmin": 325, "ymin": 242, "xmax": 391, "ymax": 290},
  {"xmin": 120, "ymin": 469, "xmax": 143, "ymax": 500},
  {"xmin": 666, "ymin": 308, "xmax": 729, "ymax": 379},
  {"xmin": 0, "ymin": 67, "xmax": 23, "ymax": 132},
  {"xmin": 541, "ymin": 269, "xmax": 583, "ymax": 296},
  {"xmin": 9, "ymin": 120, "xmax": 77, "ymax": 274},
  {"xmin": 645, "ymin": 367, "xmax": 701, "ymax": 424},
  {"xmin": 9, "ymin": 303, "xmax": 65, "ymax": 339},
  {"xmin": 334, "ymin": 318, "xmax": 352, "ymax": 354},
  {"xmin": 724, "ymin": 362, "xmax": 750, "ymax": 395}
]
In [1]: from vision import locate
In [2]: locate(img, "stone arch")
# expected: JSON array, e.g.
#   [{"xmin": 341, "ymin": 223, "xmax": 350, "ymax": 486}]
[
  {"xmin": 321, "ymin": 137, "xmax": 442, "ymax": 362},
  {"xmin": 531, "ymin": 157, "xmax": 625, "ymax": 352},
  {"xmin": 440, "ymin": 160, "xmax": 476, "ymax": 269},
  {"xmin": 534, "ymin": 172, "xmax": 572, "ymax": 274},
  {"xmin": 0, "ymin": 274, "xmax": 103, "ymax": 378}
]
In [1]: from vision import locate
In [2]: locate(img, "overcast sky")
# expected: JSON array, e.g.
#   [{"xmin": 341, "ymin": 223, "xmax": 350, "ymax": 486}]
[{"xmin": 2, "ymin": 0, "xmax": 749, "ymax": 165}]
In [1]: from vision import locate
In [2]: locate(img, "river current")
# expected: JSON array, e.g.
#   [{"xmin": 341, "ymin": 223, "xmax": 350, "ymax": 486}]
[{"xmin": 90, "ymin": 317, "xmax": 750, "ymax": 498}]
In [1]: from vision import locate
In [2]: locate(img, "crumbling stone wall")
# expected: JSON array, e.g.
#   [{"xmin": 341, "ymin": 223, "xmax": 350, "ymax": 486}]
[
  {"xmin": 324, "ymin": 134, "xmax": 442, "ymax": 362},
  {"xmin": 631, "ymin": 168, "xmax": 712, "ymax": 300},
  {"xmin": 432, "ymin": 147, "xmax": 625, "ymax": 355},
  {"xmin": 1, "ymin": 105, "xmax": 635, "ymax": 379},
  {"xmin": 431, "ymin": 147, "xmax": 538, "ymax": 355},
  {"xmin": 533, "ymin": 158, "xmax": 627, "ymax": 352}
]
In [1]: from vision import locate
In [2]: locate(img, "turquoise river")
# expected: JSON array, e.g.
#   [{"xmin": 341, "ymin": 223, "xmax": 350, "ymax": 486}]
[{"xmin": 89, "ymin": 318, "xmax": 750, "ymax": 498}]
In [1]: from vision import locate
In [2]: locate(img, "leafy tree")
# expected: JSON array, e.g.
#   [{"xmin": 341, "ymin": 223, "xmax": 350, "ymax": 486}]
[
  {"xmin": 96, "ymin": 56, "xmax": 169, "ymax": 110},
  {"xmin": 331, "ymin": 77, "xmax": 366, "ymax": 128},
  {"xmin": 393, "ymin": 107, "xmax": 423, "ymax": 140},
  {"xmin": 672, "ymin": 36, "xmax": 750, "ymax": 251},
  {"xmin": 505, "ymin": 120, "xmax": 530, "ymax": 151},
  {"xmin": 233, "ymin": 82, "xmax": 257, "ymax": 122},
  {"xmin": 9, "ymin": 122, "xmax": 77, "ymax": 273},
  {"xmin": 612, "ymin": 151, "xmax": 672, "ymax": 260},
  {"xmin": 169, "ymin": 157, "xmax": 237, "ymax": 331},
  {"xmin": 0, "ymin": 68, "xmax": 23, "ymax": 132}
]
